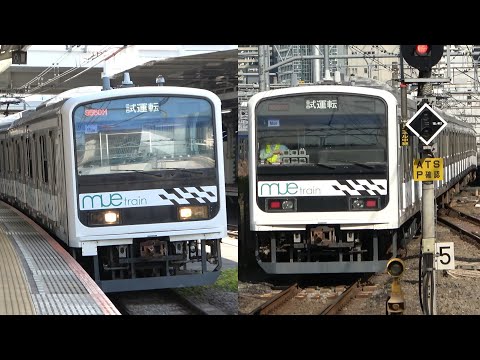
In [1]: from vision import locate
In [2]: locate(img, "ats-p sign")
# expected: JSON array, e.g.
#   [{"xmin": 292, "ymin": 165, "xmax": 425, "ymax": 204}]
[{"xmin": 413, "ymin": 158, "xmax": 444, "ymax": 181}]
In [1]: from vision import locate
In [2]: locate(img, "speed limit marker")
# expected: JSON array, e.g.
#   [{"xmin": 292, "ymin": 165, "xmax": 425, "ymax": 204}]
[{"xmin": 434, "ymin": 242, "xmax": 455, "ymax": 270}]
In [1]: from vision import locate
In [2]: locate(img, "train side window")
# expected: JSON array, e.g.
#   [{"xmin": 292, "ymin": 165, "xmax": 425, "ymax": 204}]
[
  {"xmin": 0, "ymin": 141, "xmax": 3, "ymax": 174},
  {"xmin": 26, "ymin": 138, "xmax": 32, "ymax": 179},
  {"xmin": 3, "ymin": 141, "xmax": 6, "ymax": 175},
  {"xmin": 9, "ymin": 140, "xmax": 13, "ymax": 175},
  {"xmin": 31, "ymin": 134, "xmax": 36, "ymax": 179},
  {"xmin": 35, "ymin": 136, "xmax": 43, "ymax": 182},
  {"xmin": 39, "ymin": 135, "xmax": 48, "ymax": 184},
  {"xmin": 4, "ymin": 141, "xmax": 7, "ymax": 174},
  {"xmin": 37, "ymin": 135, "xmax": 44, "ymax": 184},
  {"xmin": 16, "ymin": 140, "xmax": 21, "ymax": 175},
  {"xmin": 438, "ymin": 133, "xmax": 442, "ymax": 158},
  {"xmin": 4, "ymin": 142, "xmax": 7, "ymax": 174},
  {"xmin": 450, "ymin": 130, "xmax": 453, "ymax": 158},
  {"xmin": 49, "ymin": 131, "xmax": 56, "ymax": 187},
  {"xmin": 454, "ymin": 131, "xmax": 460, "ymax": 155}
]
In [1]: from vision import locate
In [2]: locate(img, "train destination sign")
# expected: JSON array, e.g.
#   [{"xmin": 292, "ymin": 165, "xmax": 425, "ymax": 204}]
[
  {"xmin": 406, "ymin": 103, "xmax": 447, "ymax": 145},
  {"xmin": 413, "ymin": 158, "xmax": 444, "ymax": 181}
]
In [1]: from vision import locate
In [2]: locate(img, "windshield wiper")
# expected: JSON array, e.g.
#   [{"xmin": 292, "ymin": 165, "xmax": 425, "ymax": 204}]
[
  {"xmin": 108, "ymin": 169, "xmax": 165, "ymax": 178},
  {"xmin": 315, "ymin": 163, "xmax": 336, "ymax": 170},
  {"xmin": 160, "ymin": 167, "xmax": 204, "ymax": 174},
  {"xmin": 326, "ymin": 159, "xmax": 374, "ymax": 169},
  {"xmin": 109, "ymin": 168, "xmax": 203, "ymax": 176}
]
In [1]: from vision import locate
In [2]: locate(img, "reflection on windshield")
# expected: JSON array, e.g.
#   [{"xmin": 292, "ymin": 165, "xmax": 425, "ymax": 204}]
[
  {"xmin": 74, "ymin": 96, "xmax": 215, "ymax": 176},
  {"xmin": 256, "ymin": 93, "xmax": 387, "ymax": 168}
]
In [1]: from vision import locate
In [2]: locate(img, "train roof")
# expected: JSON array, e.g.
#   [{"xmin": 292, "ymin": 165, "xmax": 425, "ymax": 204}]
[
  {"xmin": 0, "ymin": 110, "xmax": 33, "ymax": 132},
  {"xmin": 36, "ymin": 86, "xmax": 104, "ymax": 109}
]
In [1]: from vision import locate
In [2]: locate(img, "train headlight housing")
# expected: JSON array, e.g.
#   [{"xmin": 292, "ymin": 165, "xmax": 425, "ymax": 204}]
[
  {"xmin": 350, "ymin": 197, "xmax": 380, "ymax": 210},
  {"xmin": 88, "ymin": 210, "xmax": 121, "ymax": 226},
  {"xmin": 387, "ymin": 258, "xmax": 405, "ymax": 278},
  {"xmin": 178, "ymin": 205, "xmax": 209, "ymax": 221},
  {"xmin": 266, "ymin": 198, "xmax": 297, "ymax": 212},
  {"xmin": 282, "ymin": 200, "xmax": 294, "ymax": 210}
]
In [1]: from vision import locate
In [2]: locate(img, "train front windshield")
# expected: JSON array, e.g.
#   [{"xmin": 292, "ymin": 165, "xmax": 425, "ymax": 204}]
[
  {"xmin": 73, "ymin": 96, "xmax": 215, "ymax": 176},
  {"xmin": 256, "ymin": 94, "xmax": 387, "ymax": 169}
]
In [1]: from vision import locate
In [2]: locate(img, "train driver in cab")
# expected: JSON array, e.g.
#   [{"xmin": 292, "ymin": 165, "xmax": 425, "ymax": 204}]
[{"xmin": 259, "ymin": 142, "xmax": 289, "ymax": 164}]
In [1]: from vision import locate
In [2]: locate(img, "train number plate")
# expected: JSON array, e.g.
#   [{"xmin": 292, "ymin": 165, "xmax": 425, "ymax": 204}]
[{"xmin": 434, "ymin": 242, "xmax": 455, "ymax": 270}]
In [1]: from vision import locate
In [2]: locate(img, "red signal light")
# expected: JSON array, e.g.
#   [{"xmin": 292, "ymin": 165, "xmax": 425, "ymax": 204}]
[
  {"xmin": 415, "ymin": 45, "xmax": 430, "ymax": 56},
  {"xmin": 365, "ymin": 199, "xmax": 377, "ymax": 208},
  {"xmin": 269, "ymin": 200, "xmax": 281, "ymax": 209}
]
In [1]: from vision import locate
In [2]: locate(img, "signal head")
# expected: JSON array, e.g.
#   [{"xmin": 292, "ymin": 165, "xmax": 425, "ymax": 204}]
[
  {"xmin": 415, "ymin": 45, "xmax": 430, "ymax": 56},
  {"xmin": 386, "ymin": 258, "xmax": 405, "ymax": 277},
  {"xmin": 400, "ymin": 45, "xmax": 444, "ymax": 71}
]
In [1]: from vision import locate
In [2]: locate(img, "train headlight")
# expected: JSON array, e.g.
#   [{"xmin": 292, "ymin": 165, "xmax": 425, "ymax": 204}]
[
  {"xmin": 104, "ymin": 211, "xmax": 119, "ymax": 224},
  {"xmin": 179, "ymin": 207, "xmax": 192, "ymax": 219},
  {"xmin": 282, "ymin": 200, "xmax": 294, "ymax": 210},
  {"xmin": 88, "ymin": 210, "xmax": 121, "ymax": 226},
  {"xmin": 178, "ymin": 205, "xmax": 209, "ymax": 220},
  {"xmin": 387, "ymin": 258, "xmax": 405, "ymax": 278}
]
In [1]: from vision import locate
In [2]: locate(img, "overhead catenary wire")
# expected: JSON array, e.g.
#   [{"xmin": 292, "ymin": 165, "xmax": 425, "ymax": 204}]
[
  {"xmin": 27, "ymin": 47, "xmax": 114, "ymax": 94},
  {"xmin": 62, "ymin": 45, "xmax": 127, "ymax": 84},
  {"xmin": 17, "ymin": 46, "xmax": 111, "ymax": 92},
  {"xmin": 26, "ymin": 46, "xmax": 120, "ymax": 95}
]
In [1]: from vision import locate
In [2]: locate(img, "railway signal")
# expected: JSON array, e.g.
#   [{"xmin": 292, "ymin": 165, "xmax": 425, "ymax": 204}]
[
  {"xmin": 400, "ymin": 45, "xmax": 447, "ymax": 316},
  {"xmin": 400, "ymin": 45, "xmax": 444, "ymax": 71},
  {"xmin": 386, "ymin": 258, "xmax": 405, "ymax": 315}
]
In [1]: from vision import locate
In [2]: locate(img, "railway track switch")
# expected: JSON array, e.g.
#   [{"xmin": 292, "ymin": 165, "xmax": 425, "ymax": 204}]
[{"xmin": 386, "ymin": 258, "xmax": 406, "ymax": 315}]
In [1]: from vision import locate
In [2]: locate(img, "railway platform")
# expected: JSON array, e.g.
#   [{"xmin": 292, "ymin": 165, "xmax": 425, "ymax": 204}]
[{"xmin": 0, "ymin": 201, "xmax": 120, "ymax": 315}]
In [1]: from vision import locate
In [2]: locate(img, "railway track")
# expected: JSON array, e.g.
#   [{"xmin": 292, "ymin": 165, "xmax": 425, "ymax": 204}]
[
  {"xmin": 248, "ymin": 284, "xmax": 299, "ymax": 315},
  {"xmin": 438, "ymin": 206, "xmax": 480, "ymax": 246},
  {"xmin": 109, "ymin": 289, "xmax": 211, "ymax": 315},
  {"xmin": 318, "ymin": 280, "xmax": 364, "ymax": 315},
  {"xmin": 247, "ymin": 277, "xmax": 375, "ymax": 315}
]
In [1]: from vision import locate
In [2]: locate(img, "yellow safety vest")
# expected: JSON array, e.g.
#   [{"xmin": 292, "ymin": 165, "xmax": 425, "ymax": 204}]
[{"xmin": 266, "ymin": 143, "xmax": 281, "ymax": 163}]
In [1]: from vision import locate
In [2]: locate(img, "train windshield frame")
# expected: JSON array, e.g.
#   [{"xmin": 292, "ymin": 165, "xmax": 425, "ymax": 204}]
[
  {"xmin": 255, "ymin": 93, "xmax": 388, "ymax": 171},
  {"xmin": 73, "ymin": 95, "xmax": 216, "ymax": 176}
]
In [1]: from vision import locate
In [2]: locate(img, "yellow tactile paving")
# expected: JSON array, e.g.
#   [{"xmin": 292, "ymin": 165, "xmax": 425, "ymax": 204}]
[{"xmin": 0, "ymin": 231, "xmax": 35, "ymax": 315}]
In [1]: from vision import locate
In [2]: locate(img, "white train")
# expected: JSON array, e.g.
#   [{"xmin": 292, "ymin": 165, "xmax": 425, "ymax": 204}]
[
  {"xmin": 0, "ymin": 85, "xmax": 227, "ymax": 292},
  {"xmin": 247, "ymin": 79, "xmax": 477, "ymax": 274}
]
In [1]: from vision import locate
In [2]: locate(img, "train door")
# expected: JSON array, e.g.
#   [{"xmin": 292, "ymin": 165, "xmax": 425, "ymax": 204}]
[
  {"xmin": 55, "ymin": 115, "xmax": 68, "ymax": 242},
  {"xmin": 47, "ymin": 129, "xmax": 59, "ymax": 229},
  {"xmin": 14, "ymin": 137, "xmax": 25, "ymax": 207},
  {"xmin": 0, "ymin": 140, "xmax": 4, "ymax": 197}
]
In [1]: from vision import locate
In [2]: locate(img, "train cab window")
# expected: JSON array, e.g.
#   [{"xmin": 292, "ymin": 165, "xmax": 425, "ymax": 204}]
[
  {"xmin": 73, "ymin": 96, "xmax": 215, "ymax": 176},
  {"xmin": 255, "ymin": 94, "xmax": 387, "ymax": 170}
]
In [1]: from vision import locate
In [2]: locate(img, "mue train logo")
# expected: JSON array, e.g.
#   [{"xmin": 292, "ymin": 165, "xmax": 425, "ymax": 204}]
[
  {"xmin": 257, "ymin": 180, "xmax": 388, "ymax": 197},
  {"xmin": 79, "ymin": 187, "xmax": 217, "ymax": 210}
]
